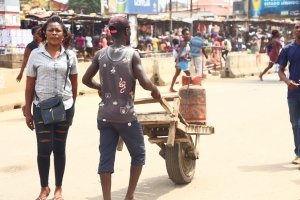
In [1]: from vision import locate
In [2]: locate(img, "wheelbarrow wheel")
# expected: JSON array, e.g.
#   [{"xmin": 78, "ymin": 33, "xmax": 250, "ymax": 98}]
[{"xmin": 165, "ymin": 137, "xmax": 196, "ymax": 184}]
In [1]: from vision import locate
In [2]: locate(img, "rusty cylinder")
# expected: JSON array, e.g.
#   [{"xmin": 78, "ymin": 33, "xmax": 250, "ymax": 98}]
[{"xmin": 179, "ymin": 75, "xmax": 206, "ymax": 124}]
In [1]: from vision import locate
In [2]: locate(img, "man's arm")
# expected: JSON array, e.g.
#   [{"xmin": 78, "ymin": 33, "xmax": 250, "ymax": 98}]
[
  {"xmin": 132, "ymin": 51, "xmax": 161, "ymax": 99},
  {"xmin": 278, "ymin": 66, "xmax": 298, "ymax": 90},
  {"xmin": 202, "ymin": 48, "xmax": 208, "ymax": 59},
  {"xmin": 82, "ymin": 52, "xmax": 102, "ymax": 92},
  {"xmin": 278, "ymin": 47, "xmax": 298, "ymax": 90}
]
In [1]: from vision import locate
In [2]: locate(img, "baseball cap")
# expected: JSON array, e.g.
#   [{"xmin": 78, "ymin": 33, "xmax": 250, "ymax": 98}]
[{"xmin": 108, "ymin": 16, "xmax": 130, "ymax": 34}]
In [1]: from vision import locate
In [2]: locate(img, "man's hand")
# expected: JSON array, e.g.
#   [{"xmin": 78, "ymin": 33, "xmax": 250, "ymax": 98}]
[
  {"xmin": 98, "ymin": 89, "xmax": 102, "ymax": 98},
  {"xmin": 287, "ymin": 80, "xmax": 299, "ymax": 91},
  {"xmin": 151, "ymin": 87, "xmax": 161, "ymax": 100}
]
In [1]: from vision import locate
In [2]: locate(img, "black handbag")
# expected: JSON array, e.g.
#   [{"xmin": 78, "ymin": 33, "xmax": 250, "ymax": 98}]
[
  {"xmin": 37, "ymin": 51, "xmax": 70, "ymax": 125},
  {"xmin": 39, "ymin": 96, "xmax": 66, "ymax": 125}
]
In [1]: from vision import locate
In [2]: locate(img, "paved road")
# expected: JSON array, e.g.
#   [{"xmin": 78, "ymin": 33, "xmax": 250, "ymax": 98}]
[{"xmin": 0, "ymin": 74, "xmax": 299, "ymax": 200}]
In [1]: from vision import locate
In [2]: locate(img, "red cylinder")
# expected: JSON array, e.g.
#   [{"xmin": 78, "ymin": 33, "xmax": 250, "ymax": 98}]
[
  {"xmin": 182, "ymin": 75, "xmax": 202, "ymax": 86},
  {"xmin": 179, "ymin": 77, "xmax": 206, "ymax": 124}
]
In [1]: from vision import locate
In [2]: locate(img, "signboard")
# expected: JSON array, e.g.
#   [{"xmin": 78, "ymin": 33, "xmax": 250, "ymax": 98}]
[
  {"xmin": 249, "ymin": 0, "xmax": 300, "ymax": 18},
  {"xmin": 233, "ymin": 0, "xmax": 248, "ymax": 16},
  {"xmin": 102, "ymin": 0, "xmax": 158, "ymax": 14},
  {"xmin": 0, "ymin": 0, "xmax": 4, "ymax": 12}
]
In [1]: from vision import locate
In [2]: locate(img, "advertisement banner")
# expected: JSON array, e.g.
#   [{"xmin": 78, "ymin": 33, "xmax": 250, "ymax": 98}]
[
  {"xmin": 249, "ymin": 0, "xmax": 300, "ymax": 18},
  {"xmin": 102, "ymin": 0, "xmax": 158, "ymax": 14},
  {"xmin": 126, "ymin": 0, "xmax": 158, "ymax": 14}
]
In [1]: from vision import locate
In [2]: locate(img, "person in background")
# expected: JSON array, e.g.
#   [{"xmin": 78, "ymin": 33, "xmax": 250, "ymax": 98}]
[
  {"xmin": 159, "ymin": 38, "xmax": 167, "ymax": 52},
  {"xmin": 85, "ymin": 33, "xmax": 93, "ymax": 58},
  {"xmin": 221, "ymin": 37, "xmax": 232, "ymax": 61},
  {"xmin": 172, "ymin": 38, "xmax": 180, "ymax": 58},
  {"xmin": 151, "ymin": 34, "xmax": 159, "ymax": 52},
  {"xmin": 92, "ymin": 32, "xmax": 101, "ymax": 55},
  {"xmin": 75, "ymin": 32, "xmax": 86, "ymax": 58},
  {"xmin": 24, "ymin": 15, "xmax": 78, "ymax": 200},
  {"xmin": 278, "ymin": 22, "xmax": 300, "ymax": 166},
  {"xmin": 237, "ymin": 34, "xmax": 243, "ymax": 51},
  {"xmin": 250, "ymin": 35, "xmax": 261, "ymax": 69},
  {"xmin": 169, "ymin": 28, "xmax": 191, "ymax": 92},
  {"xmin": 189, "ymin": 32, "xmax": 208, "ymax": 77},
  {"xmin": 144, "ymin": 33, "xmax": 152, "ymax": 52},
  {"xmin": 259, "ymin": 30, "xmax": 282, "ymax": 81},
  {"xmin": 99, "ymin": 32, "xmax": 108, "ymax": 49},
  {"xmin": 16, "ymin": 25, "xmax": 42, "ymax": 82},
  {"xmin": 82, "ymin": 16, "xmax": 161, "ymax": 200},
  {"xmin": 16, "ymin": 25, "xmax": 42, "ymax": 116},
  {"xmin": 209, "ymin": 36, "xmax": 223, "ymax": 71},
  {"xmin": 259, "ymin": 36, "xmax": 268, "ymax": 54}
]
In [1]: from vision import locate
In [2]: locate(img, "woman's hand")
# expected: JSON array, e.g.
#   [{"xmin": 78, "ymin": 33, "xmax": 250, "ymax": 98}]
[
  {"xmin": 16, "ymin": 72, "xmax": 23, "ymax": 82},
  {"xmin": 25, "ymin": 112, "xmax": 34, "ymax": 130}
]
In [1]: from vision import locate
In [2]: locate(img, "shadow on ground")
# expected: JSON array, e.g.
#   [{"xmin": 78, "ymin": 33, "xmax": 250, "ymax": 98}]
[
  {"xmin": 238, "ymin": 162, "xmax": 297, "ymax": 173},
  {"xmin": 86, "ymin": 175, "xmax": 186, "ymax": 200}
]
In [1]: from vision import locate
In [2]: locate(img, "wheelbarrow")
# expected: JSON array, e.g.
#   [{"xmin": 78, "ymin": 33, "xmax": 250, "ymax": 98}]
[{"xmin": 118, "ymin": 94, "xmax": 214, "ymax": 184}]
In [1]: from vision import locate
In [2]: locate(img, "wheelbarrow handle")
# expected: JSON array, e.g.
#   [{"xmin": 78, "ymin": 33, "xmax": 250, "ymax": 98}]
[
  {"xmin": 158, "ymin": 97, "xmax": 173, "ymax": 114},
  {"xmin": 159, "ymin": 97, "xmax": 188, "ymax": 126},
  {"xmin": 134, "ymin": 93, "xmax": 179, "ymax": 105}
]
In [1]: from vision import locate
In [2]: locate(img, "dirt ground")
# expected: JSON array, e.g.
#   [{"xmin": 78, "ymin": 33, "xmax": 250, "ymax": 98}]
[{"xmin": 0, "ymin": 73, "xmax": 299, "ymax": 200}]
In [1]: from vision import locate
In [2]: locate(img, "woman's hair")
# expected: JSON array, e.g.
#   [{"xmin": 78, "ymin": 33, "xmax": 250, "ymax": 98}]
[
  {"xmin": 63, "ymin": 31, "xmax": 72, "ymax": 49},
  {"xmin": 182, "ymin": 28, "xmax": 189, "ymax": 35},
  {"xmin": 172, "ymin": 38, "xmax": 179, "ymax": 46},
  {"xmin": 31, "ymin": 25, "xmax": 41, "ymax": 35},
  {"xmin": 41, "ymin": 14, "xmax": 70, "ymax": 47},
  {"xmin": 271, "ymin": 30, "xmax": 279, "ymax": 38}
]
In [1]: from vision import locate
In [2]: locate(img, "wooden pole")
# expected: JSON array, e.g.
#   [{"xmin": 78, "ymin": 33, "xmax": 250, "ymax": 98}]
[{"xmin": 169, "ymin": 0, "xmax": 172, "ymax": 32}]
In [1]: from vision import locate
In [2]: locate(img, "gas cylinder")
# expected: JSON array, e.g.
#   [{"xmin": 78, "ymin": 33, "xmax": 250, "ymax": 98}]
[{"xmin": 179, "ymin": 75, "xmax": 206, "ymax": 124}]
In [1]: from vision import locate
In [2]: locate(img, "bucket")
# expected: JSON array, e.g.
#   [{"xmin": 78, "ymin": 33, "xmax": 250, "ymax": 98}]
[
  {"xmin": 179, "ymin": 84, "xmax": 206, "ymax": 124},
  {"xmin": 182, "ymin": 75, "xmax": 202, "ymax": 86}
]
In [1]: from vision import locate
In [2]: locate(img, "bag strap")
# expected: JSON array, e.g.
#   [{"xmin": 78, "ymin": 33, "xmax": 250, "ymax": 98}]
[{"xmin": 64, "ymin": 50, "xmax": 70, "ymax": 90}]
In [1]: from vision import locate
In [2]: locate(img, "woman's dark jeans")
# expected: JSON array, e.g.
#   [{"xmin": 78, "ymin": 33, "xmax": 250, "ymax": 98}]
[{"xmin": 33, "ymin": 104, "xmax": 74, "ymax": 187}]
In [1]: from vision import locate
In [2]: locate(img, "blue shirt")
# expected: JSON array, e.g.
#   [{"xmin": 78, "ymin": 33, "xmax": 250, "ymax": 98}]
[
  {"xmin": 189, "ymin": 36, "xmax": 207, "ymax": 57},
  {"xmin": 278, "ymin": 42, "xmax": 300, "ymax": 98}
]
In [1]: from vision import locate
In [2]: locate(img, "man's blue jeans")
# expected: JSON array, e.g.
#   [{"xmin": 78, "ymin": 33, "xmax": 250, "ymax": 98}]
[{"xmin": 288, "ymin": 97, "xmax": 300, "ymax": 156}]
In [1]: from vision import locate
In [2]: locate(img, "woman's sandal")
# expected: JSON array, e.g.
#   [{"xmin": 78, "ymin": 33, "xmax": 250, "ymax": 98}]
[
  {"xmin": 53, "ymin": 188, "xmax": 64, "ymax": 200},
  {"xmin": 35, "ymin": 187, "xmax": 50, "ymax": 200},
  {"xmin": 53, "ymin": 197, "xmax": 64, "ymax": 200}
]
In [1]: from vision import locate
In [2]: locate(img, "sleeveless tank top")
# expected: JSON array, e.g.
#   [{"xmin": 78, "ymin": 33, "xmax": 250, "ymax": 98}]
[
  {"xmin": 97, "ymin": 46, "xmax": 137, "ymax": 123},
  {"xmin": 179, "ymin": 42, "xmax": 190, "ymax": 58}
]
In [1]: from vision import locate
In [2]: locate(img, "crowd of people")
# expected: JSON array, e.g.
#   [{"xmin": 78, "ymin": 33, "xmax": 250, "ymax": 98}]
[
  {"xmin": 40, "ymin": 21, "xmax": 293, "ymax": 81},
  {"xmin": 73, "ymin": 29, "xmax": 112, "ymax": 60}
]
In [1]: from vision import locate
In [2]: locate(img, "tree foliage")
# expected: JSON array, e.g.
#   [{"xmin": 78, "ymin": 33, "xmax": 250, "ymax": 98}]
[{"xmin": 68, "ymin": 0, "xmax": 100, "ymax": 14}]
